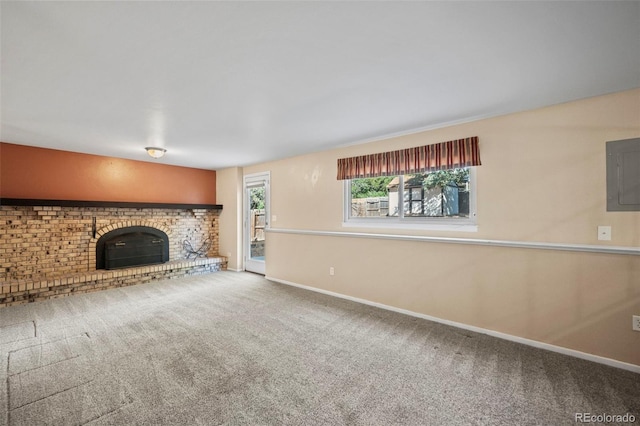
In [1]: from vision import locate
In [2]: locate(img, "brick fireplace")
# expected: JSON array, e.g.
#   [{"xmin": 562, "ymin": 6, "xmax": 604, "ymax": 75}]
[{"xmin": 0, "ymin": 202, "xmax": 226, "ymax": 307}]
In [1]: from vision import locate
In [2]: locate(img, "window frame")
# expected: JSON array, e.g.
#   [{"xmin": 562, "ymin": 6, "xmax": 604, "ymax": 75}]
[{"xmin": 342, "ymin": 167, "xmax": 478, "ymax": 232}]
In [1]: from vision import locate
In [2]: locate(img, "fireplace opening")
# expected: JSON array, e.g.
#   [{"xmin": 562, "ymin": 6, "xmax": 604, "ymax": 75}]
[{"xmin": 96, "ymin": 226, "xmax": 169, "ymax": 270}]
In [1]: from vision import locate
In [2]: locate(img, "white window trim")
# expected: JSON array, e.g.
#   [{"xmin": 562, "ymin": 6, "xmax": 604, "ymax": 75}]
[{"xmin": 342, "ymin": 168, "xmax": 478, "ymax": 232}]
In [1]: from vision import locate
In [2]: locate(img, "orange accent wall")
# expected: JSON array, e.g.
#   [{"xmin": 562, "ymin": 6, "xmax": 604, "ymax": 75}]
[{"xmin": 0, "ymin": 143, "xmax": 216, "ymax": 204}]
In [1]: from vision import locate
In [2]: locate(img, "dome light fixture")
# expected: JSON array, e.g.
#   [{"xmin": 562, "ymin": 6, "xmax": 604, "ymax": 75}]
[{"xmin": 145, "ymin": 147, "xmax": 167, "ymax": 159}]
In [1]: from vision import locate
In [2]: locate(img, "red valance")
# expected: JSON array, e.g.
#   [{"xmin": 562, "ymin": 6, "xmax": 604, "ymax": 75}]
[{"xmin": 336, "ymin": 136, "xmax": 481, "ymax": 180}]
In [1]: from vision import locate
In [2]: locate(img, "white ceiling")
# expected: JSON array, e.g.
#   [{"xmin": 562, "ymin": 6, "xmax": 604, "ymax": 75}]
[{"xmin": 1, "ymin": 1, "xmax": 639, "ymax": 170}]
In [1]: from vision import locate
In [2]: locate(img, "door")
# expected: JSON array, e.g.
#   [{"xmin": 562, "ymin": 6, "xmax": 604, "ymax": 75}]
[{"xmin": 244, "ymin": 172, "xmax": 270, "ymax": 274}]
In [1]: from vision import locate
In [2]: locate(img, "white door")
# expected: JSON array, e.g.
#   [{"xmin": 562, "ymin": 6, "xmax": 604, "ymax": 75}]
[{"xmin": 244, "ymin": 172, "xmax": 270, "ymax": 274}]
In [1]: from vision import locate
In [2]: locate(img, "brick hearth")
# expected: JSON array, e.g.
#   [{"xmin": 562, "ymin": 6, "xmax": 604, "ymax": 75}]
[{"xmin": 0, "ymin": 258, "xmax": 226, "ymax": 307}]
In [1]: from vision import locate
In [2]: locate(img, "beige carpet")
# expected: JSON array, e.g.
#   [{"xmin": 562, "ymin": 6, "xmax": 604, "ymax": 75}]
[{"xmin": 0, "ymin": 272, "xmax": 638, "ymax": 425}]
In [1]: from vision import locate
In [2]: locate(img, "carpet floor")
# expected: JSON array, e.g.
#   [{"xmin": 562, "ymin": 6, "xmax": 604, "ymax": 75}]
[{"xmin": 0, "ymin": 272, "xmax": 638, "ymax": 425}]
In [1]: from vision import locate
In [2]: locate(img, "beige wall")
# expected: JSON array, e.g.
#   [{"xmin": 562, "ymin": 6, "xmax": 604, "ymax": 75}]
[
  {"xmin": 216, "ymin": 167, "xmax": 243, "ymax": 271},
  {"xmin": 238, "ymin": 89, "xmax": 640, "ymax": 366}
]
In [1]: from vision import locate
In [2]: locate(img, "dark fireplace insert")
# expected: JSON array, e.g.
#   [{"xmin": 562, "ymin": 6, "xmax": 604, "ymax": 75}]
[{"xmin": 96, "ymin": 226, "xmax": 169, "ymax": 270}]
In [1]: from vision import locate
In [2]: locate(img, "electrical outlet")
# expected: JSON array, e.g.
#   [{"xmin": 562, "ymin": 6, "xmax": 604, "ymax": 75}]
[
  {"xmin": 598, "ymin": 226, "xmax": 612, "ymax": 241},
  {"xmin": 329, "ymin": 267, "xmax": 335, "ymax": 276},
  {"xmin": 633, "ymin": 315, "xmax": 640, "ymax": 332}
]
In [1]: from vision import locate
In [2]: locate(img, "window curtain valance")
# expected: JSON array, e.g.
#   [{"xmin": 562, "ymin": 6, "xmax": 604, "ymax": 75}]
[{"xmin": 336, "ymin": 136, "xmax": 481, "ymax": 180}]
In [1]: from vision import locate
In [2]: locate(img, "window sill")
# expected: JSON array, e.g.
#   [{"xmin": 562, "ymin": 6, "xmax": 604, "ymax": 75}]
[{"xmin": 342, "ymin": 220, "xmax": 478, "ymax": 233}]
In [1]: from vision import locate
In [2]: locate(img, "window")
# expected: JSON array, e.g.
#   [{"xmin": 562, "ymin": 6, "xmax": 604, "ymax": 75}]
[
  {"xmin": 337, "ymin": 136, "xmax": 480, "ymax": 230},
  {"xmin": 345, "ymin": 167, "xmax": 476, "ymax": 229}
]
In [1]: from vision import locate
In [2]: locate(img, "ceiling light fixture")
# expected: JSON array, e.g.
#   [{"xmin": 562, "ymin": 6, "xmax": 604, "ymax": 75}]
[{"xmin": 145, "ymin": 147, "xmax": 167, "ymax": 159}]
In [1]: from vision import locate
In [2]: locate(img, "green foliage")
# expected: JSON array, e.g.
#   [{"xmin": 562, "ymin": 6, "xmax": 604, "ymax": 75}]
[
  {"xmin": 423, "ymin": 168, "xmax": 469, "ymax": 189},
  {"xmin": 350, "ymin": 169, "xmax": 469, "ymax": 199},
  {"xmin": 250, "ymin": 187, "xmax": 265, "ymax": 210},
  {"xmin": 351, "ymin": 176, "xmax": 394, "ymax": 198}
]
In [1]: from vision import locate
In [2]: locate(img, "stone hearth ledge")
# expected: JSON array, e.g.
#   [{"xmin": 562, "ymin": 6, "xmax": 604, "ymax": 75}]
[{"xmin": 0, "ymin": 257, "xmax": 227, "ymax": 307}]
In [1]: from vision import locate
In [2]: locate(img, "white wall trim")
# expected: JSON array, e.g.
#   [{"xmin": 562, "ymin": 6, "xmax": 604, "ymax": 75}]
[
  {"xmin": 267, "ymin": 227, "xmax": 640, "ymax": 256},
  {"xmin": 265, "ymin": 275, "xmax": 640, "ymax": 374}
]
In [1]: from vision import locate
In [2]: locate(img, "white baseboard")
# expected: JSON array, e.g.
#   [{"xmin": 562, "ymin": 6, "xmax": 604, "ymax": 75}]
[
  {"xmin": 224, "ymin": 268, "xmax": 244, "ymax": 272},
  {"xmin": 266, "ymin": 275, "xmax": 640, "ymax": 374}
]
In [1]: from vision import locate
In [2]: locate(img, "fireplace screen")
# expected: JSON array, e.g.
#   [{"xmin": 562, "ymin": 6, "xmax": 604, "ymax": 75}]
[{"xmin": 97, "ymin": 226, "xmax": 169, "ymax": 270}]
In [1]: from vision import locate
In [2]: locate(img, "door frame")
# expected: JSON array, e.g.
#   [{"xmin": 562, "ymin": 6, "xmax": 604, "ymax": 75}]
[{"xmin": 243, "ymin": 171, "xmax": 270, "ymax": 274}]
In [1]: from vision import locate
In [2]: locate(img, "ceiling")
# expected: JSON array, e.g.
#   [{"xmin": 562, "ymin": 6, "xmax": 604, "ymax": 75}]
[{"xmin": 1, "ymin": 1, "xmax": 639, "ymax": 170}]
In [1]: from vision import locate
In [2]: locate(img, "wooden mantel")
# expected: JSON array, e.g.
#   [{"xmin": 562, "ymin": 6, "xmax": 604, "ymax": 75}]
[{"xmin": 0, "ymin": 198, "xmax": 222, "ymax": 210}]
